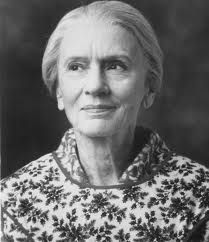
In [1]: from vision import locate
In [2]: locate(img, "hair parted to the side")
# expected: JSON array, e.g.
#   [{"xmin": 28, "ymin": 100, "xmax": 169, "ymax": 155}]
[{"xmin": 42, "ymin": 0, "xmax": 163, "ymax": 98}]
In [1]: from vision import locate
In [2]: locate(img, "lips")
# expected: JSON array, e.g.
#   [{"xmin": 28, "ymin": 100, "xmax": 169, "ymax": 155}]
[
  {"xmin": 81, "ymin": 104, "xmax": 117, "ymax": 113},
  {"xmin": 82, "ymin": 104, "xmax": 116, "ymax": 110}
]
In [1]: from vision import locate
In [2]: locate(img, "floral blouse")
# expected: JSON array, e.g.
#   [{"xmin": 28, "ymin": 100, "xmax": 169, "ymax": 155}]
[{"xmin": 1, "ymin": 127, "xmax": 209, "ymax": 242}]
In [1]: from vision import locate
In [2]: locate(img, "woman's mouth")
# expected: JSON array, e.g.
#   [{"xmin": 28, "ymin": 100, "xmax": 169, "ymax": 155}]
[{"xmin": 81, "ymin": 104, "xmax": 117, "ymax": 115}]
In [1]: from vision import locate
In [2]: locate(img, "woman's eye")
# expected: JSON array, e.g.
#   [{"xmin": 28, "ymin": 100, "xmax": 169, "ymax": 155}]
[
  {"xmin": 106, "ymin": 61, "xmax": 127, "ymax": 71},
  {"xmin": 67, "ymin": 63, "xmax": 84, "ymax": 71}
]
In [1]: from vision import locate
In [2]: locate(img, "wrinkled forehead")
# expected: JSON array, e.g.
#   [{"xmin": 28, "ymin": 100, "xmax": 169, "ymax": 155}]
[{"xmin": 59, "ymin": 17, "xmax": 144, "ymax": 63}]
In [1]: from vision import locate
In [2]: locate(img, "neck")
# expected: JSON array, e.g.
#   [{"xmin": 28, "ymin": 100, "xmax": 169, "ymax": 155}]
[{"xmin": 74, "ymin": 127, "xmax": 135, "ymax": 186}]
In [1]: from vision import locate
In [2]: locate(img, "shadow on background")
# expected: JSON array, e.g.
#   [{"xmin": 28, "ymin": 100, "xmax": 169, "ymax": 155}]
[{"xmin": 1, "ymin": 0, "xmax": 209, "ymax": 178}]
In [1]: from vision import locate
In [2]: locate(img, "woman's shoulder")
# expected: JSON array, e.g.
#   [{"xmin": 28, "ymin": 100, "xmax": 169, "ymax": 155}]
[
  {"xmin": 157, "ymin": 152, "xmax": 209, "ymax": 193},
  {"xmin": 164, "ymin": 152, "xmax": 209, "ymax": 179},
  {"xmin": 1, "ymin": 152, "xmax": 61, "ymax": 198},
  {"xmin": 2, "ymin": 152, "xmax": 52, "ymax": 178},
  {"xmin": 0, "ymin": 152, "xmax": 67, "ymax": 241},
  {"xmin": 157, "ymin": 152, "xmax": 209, "ymax": 214}
]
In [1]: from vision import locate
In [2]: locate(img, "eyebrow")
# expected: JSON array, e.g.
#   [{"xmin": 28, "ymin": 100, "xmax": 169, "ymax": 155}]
[
  {"xmin": 63, "ymin": 57, "xmax": 89, "ymax": 66},
  {"xmin": 63, "ymin": 55, "xmax": 132, "ymax": 66},
  {"xmin": 101, "ymin": 55, "xmax": 132, "ymax": 63}
]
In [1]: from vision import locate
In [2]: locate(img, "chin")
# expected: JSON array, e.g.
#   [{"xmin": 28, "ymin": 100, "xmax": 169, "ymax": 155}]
[{"xmin": 78, "ymin": 119, "xmax": 119, "ymax": 137}]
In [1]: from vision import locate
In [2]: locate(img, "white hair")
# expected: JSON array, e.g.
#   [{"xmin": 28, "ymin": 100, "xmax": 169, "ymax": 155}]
[{"xmin": 42, "ymin": 0, "xmax": 163, "ymax": 98}]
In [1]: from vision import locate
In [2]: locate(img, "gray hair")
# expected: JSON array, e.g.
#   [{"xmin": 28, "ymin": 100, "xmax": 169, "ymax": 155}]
[{"xmin": 42, "ymin": 0, "xmax": 163, "ymax": 98}]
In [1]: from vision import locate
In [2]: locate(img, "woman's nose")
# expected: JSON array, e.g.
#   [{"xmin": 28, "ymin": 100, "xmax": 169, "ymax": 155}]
[{"xmin": 84, "ymin": 65, "xmax": 110, "ymax": 96}]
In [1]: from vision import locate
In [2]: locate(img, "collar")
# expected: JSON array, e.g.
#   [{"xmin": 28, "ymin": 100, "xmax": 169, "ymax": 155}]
[{"xmin": 55, "ymin": 127, "xmax": 170, "ymax": 186}]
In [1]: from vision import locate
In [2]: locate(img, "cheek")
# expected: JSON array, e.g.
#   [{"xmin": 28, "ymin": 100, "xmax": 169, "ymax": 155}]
[
  {"xmin": 59, "ymin": 76, "xmax": 83, "ymax": 106},
  {"xmin": 112, "ymin": 80, "xmax": 145, "ymax": 107}
]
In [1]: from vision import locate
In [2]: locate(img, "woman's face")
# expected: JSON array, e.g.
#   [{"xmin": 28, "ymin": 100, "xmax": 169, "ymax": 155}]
[{"xmin": 57, "ymin": 19, "xmax": 148, "ymax": 137}]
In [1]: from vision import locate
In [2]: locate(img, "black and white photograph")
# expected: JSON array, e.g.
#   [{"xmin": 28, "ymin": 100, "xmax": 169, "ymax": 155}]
[{"xmin": 1, "ymin": 0, "xmax": 209, "ymax": 241}]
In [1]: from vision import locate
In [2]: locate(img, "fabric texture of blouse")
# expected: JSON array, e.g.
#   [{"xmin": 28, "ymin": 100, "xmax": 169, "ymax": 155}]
[{"xmin": 1, "ymin": 127, "xmax": 209, "ymax": 242}]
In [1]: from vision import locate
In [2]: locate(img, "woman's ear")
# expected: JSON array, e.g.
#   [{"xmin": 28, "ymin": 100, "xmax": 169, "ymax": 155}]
[
  {"xmin": 143, "ymin": 91, "xmax": 156, "ymax": 109},
  {"xmin": 56, "ymin": 88, "xmax": 64, "ymax": 111}
]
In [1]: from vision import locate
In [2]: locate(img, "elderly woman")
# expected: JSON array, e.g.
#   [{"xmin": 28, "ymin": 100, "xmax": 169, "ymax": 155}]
[{"xmin": 1, "ymin": 1, "xmax": 209, "ymax": 241}]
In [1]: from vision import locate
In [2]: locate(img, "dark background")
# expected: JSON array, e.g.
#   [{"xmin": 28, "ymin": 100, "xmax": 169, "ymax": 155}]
[{"xmin": 1, "ymin": 0, "xmax": 209, "ymax": 178}]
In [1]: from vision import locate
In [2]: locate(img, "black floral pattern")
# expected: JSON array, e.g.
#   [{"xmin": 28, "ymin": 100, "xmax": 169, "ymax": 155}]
[
  {"xmin": 129, "ymin": 212, "xmax": 176, "ymax": 242},
  {"xmin": 52, "ymin": 210, "xmax": 97, "ymax": 241},
  {"xmin": 1, "ymin": 128, "xmax": 209, "ymax": 241}
]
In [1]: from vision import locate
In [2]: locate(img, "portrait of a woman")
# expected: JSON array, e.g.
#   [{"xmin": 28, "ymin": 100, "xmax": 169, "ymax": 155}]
[{"xmin": 1, "ymin": 1, "xmax": 209, "ymax": 241}]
